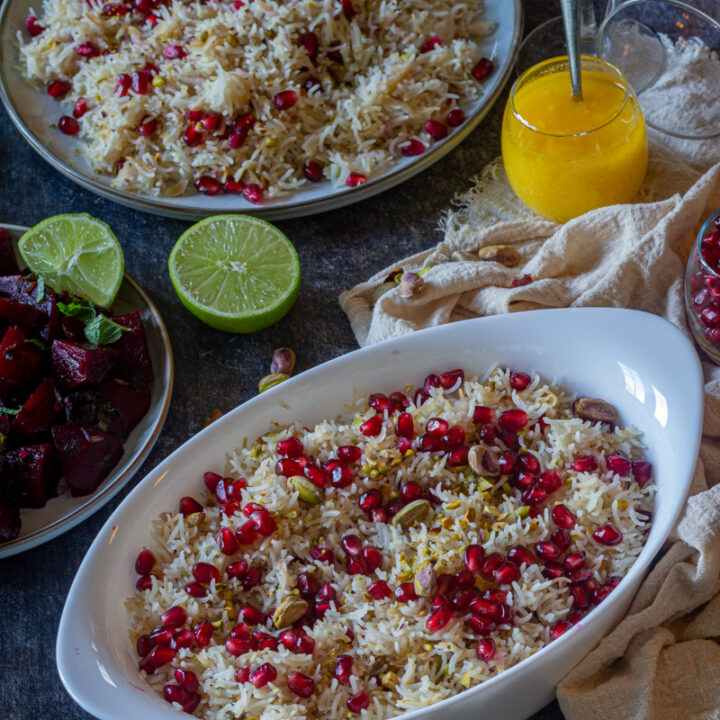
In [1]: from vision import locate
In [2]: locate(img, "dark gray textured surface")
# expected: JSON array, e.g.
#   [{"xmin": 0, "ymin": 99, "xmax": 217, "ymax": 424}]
[{"xmin": 0, "ymin": 1, "xmax": 565, "ymax": 718}]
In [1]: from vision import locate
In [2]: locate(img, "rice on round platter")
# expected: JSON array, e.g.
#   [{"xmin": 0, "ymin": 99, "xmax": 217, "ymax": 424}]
[
  {"xmin": 127, "ymin": 366, "xmax": 655, "ymax": 719},
  {"xmin": 18, "ymin": 0, "xmax": 496, "ymax": 200}
]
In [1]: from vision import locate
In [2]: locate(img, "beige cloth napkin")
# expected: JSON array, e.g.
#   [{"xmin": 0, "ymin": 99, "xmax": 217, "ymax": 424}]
[{"xmin": 339, "ymin": 42, "xmax": 720, "ymax": 720}]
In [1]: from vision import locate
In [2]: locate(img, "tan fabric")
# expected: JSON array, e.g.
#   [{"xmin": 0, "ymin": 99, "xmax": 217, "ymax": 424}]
[{"xmin": 338, "ymin": 44, "xmax": 720, "ymax": 718}]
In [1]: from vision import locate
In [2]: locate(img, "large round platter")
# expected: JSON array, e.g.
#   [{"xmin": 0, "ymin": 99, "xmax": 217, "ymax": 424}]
[
  {"xmin": 0, "ymin": 223, "xmax": 174, "ymax": 559},
  {"xmin": 0, "ymin": 0, "xmax": 522, "ymax": 221}
]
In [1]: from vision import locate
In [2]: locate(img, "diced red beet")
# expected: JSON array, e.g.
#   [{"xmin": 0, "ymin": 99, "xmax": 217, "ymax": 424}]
[
  {"xmin": 0, "ymin": 298, "xmax": 43, "ymax": 333},
  {"xmin": 95, "ymin": 379, "xmax": 151, "ymax": 440},
  {"xmin": 0, "ymin": 414, "xmax": 9, "ymax": 454},
  {"xmin": 10, "ymin": 377, "xmax": 62, "ymax": 441},
  {"xmin": 52, "ymin": 424, "xmax": 124, "ymax": 496},
  {"xmin": 0, "ymin": 229, "xmax": 20, "ymax": 275},
  {"xmin": 0, "ymin": 489, "xmax": 21, "ymax": 542},
  {"xmin": 0, "ymin": 275, "xmax": 59, "ymax": 341},
  {"xmin": 60, "ymin": 315, "xmax": 87, "ymax": 342},
  {"xmin": 51, "ymin": 340, "xmax": 118, "ymax": 390},
  {"xmin": 0, "ymin": 326, "xmax": 47, "ymax": 403},
  {"xmin": 5, "ymin": 443, "xmax": 58, "ymax": 508},
  {"xmin": 111, "ymin": 310, "xmax": 153, "ymax": 385},
  {"xmin": 62, "ymin": 390, "xmax": 99, "ymax": 426}
]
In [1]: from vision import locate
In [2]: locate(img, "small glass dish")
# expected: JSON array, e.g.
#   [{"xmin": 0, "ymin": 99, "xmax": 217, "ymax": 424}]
[{"xmin": 685, "ymin": 209, "xmax": 720, "ymax": 363}]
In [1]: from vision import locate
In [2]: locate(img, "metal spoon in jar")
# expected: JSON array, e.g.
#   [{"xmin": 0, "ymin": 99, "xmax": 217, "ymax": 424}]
[{"xmin": 560, "ymin": 0, "xmax": 583, "ymax": 99}]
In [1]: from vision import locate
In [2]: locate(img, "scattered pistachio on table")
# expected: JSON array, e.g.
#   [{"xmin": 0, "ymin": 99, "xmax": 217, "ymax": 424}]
[
  {"xmin": 203, "ymin": 407, "xmax": 223, "ymax": 428},
  {"xmin": 258, "ymin": 372, "xmax": 289, "ymax": 393},
  {"xmin": 373, "ymin": 282, "xmax": 396, "ymax": 303},
  {"xmin": 399, "ymin": 272, "xmax": 424, "ymax": 298},
  {"xmin": 478, "ymin": 244, "xmax": 521, "ymax": 267},
  {"xmin": 271, "ymin": 347, "xmax": 296, "ymax": 376}
]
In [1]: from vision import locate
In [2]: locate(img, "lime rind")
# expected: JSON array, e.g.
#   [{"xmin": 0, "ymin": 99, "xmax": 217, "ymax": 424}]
[
  {"xmin": 18, "ymin": 213, "xmax": 124, "ymax": 307},
  {"xmin": 169, "ymin": 214, "xmax": 300, "ymax": 333}
]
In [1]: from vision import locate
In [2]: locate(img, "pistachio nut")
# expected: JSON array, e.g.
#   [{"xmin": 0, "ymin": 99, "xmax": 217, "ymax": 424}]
[
  {"xmin": 399, "ymin": 272, "xmax": 424, "ymax": 298},
  {"xmin": 372, "ymin": 281, "xmax": 396, "ymax": 304},
  {"xmin": 391, "ymin": 499, "xmax": 431, "ymax": 528},
  {"xmin": 270, "ymin": 347, "xmax": 296, "ymax": 376},
  {"xmin": 414, "ymin": 561, "xmax": 437, "ymax": 597},
  {"xmin": 289, "ymin": 475, "xmax": 324, "ymax": 505},
  {"xmin": 380, "ymin": 671, "xmax": 400, "ymax": 690},
  {"xmin": 477, "ymin": 244, "xmax": 521, "ymax": 267},
  {"xmin": 258, "ymin": 372, "xmax": 289, "ymax": 393},
  {"xmin": 574, "ymin": 397, "xmax": 617, "ymax": 425},
  {"xmin": 450, "ymin": 250, "xmax": 476, "ymax": 263},
  {"xmin": 273, "ymin": 595, "xmax": 309, "ymax": 629},
  {"xmin": 468, "ymin": 445, "xmax": 484, "ymax": 474}
]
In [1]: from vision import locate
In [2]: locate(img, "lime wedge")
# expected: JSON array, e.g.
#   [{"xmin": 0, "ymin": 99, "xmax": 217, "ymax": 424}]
[
  {"xmin": 169, "ymin": 215, "xmax": 301, "ymax": 333},
  {"xmin": 18, "ymin": 214, "xmax": 124, "ymax": 307}
]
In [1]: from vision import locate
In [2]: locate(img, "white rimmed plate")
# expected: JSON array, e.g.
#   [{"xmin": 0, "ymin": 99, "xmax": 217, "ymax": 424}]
[
  {"xmin": 56, "ymin": 308, "xmax": 702, "ymax": 720},
  {"xmin": 0, "ymin": 0, "xmax": 522, "ymax": 220},
  {"xmin": 0, "ymin": 223, "xmax": 174, "ymax": 559}
]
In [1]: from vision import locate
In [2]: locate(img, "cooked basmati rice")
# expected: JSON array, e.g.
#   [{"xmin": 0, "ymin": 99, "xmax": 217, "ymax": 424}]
[
  {"xmin": 126, "ymin": 367, "xmax": 655, "ymax": 719},
  {"xmin": 18, "ymin": 0, "xmax": 495, "ymax": 198}
]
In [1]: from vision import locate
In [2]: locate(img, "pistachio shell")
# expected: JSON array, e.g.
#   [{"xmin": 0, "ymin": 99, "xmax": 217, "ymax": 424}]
[
  {"xmin": 271, "ymin": 347, "xmax": 296, "ymax": 376},
  {"xmin": 574, "ymin": 397, "xmax": 617, "ymax": 424},
  {"xmin": 258, "ymin": 372, "xmax": 289, "ymax": 393},
  {"xmin": 477, "ymin": 244, "xmax": 521, "ymax": 267},
  {"xmin": 451, "ymin": 250, "xmax": 476, "ymax": 262},
  {"xmin": 468, "ymin": 445, "xmax": 484, "ymax": 474},
  {"xmin": 391, "ymin": 499, "xmax": 431, "ymax": 528},
  {"xmin": 372, "ymin": 282, "xmax": 396, "ymax": 304},
  {"xmin": 273, "ymin": 595, "xmax": 309, "ymax": 629},
  {"xmin": 290, "ymin": 475, "xmax": 324, "ymax": 504},
  {"xmin": 399, "ymin": 272, "xmax": 424, "ymax": 298},
  {"xmin": 414, "ymin": 561, "xmax": 437, "ymax": 597}
]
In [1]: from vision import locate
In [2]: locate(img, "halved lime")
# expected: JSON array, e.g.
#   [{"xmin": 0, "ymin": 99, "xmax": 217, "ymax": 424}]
[
  {"xmin": 169, "ymin": 215, "xmax": 301, "ymax": 333},
  {"xmin": 18, "ymin": 214, "xmax": 124, "ymax": 307}
]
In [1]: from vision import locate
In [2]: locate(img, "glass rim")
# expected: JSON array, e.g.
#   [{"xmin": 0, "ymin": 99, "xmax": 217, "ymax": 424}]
[
  {"xmin": 509, "ymin": 55, "xmax": 633, "ymax": 138},
  {"xmin": 696, "ymin": 210, "xmax": 720, "ymax": 277}
]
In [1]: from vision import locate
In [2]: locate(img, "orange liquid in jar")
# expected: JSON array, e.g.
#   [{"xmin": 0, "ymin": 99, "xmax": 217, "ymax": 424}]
[{"xmin": 501, "ymin": 57, "xmax": 648, "ymax": 223}]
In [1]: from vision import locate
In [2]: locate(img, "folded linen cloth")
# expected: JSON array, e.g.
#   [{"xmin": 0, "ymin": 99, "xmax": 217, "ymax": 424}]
[{"xmin": 339, "ymin": 42, "xmax": 720, "ymax": 720}]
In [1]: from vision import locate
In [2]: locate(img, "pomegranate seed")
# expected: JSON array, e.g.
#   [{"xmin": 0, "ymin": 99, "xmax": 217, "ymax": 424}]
[
  {"xmin": 494, "ymin": 561, "xmax": 520, "ymax": 585},
  {"xmin": 538, "ymin": 470, "xmax": 562, "ymax": 493},
  {"xmin": 150, "ymin": 626, "xmax": 173, "ymax": 645},
  {"xmin": 235, "ymin": 667, "xmax": 250, "ymax": 683},
  {"xmin": 301, "ymin": 31, "xmax": 318, "ymax": 60},
  {"xmin": 310, "ymin": 546, "xmax": 335, "ymax": 563},
  {"xmin": 287, "ymin": 671, "xmax": 315, "ymax": 698},
  {"xmin": 329, "ymin": 462, "xmax": 353, "ymax": 488},
  {"xmin": 551, "ymin": 528, "xmax": 571, "ymax": 552},
  {"xmin": 511, "ymin": 274, "xmax": 533, "ymax": 288},
  {"xmin": 369, "ymin": 393, "xmax": 394, "ymax": 412},
  {"xmin": 606, "ymin": 452, "xmax": 632, "ymax": 476},
  {"xmin": 236, "ymin": 521, "xmax": 259, "ymax": 545},
  {"xmin": 217, "ymin": 527, "xmax": 239, "ymax": 555},
  {"xmin": 446, "ymin": 425, "xmax": 466, "ymax": 449},
  {"xmin": 136, "ymin": 634, "xmax": 153, "ymax": 657},
  {"xmin": 338, "ymin": 445, "xmax": 363, "ymax": 463},
  {"xmin": 513, "ymin": 471, "xmax": 534, "ymax": 491},
  {"xmin": 273, "ymin": 90, "xmax": 298, "ymax": 110},
  {"xmin": 567, "ymin": 568, "xmax": 593, "ymax": 585},
  {"xmin": 73, "ymin": 97, "xmax": 88, "ymax": 118},
  {"xmin": 507, "ymin": 545, "xmax": 534, "ymax": 567},
  {"xmin": 469, "ymin": 597, "xmax": 497, "ymax": 617},
  {"xmin": 478, "ymin": 552, "xmax": 503, "ymax": 578},
  {"xmin": 425, "ymin": 119, "xmax": 448, "ymax": 140},
  {"xmin": 468, "ymin": 615, "xmax": 496, "ymax": 635},
  {"xmin": 521, "ymin": 486, "xmax": 547, "ymax": 506},
  {"xmin": 276, "ymin": 436, "xmax": 303, "ymax": 457},
  {"xmin": 296, "ymin": 572, "xmax": 319, "ymax": 598},
  {"xmin": 163, "ymin": 44, "xmax": 186, "ymax": 59},
  {"xmin": 226, "ymin": 636, "xmax": 253, "ymax": 656},
  {"xmin": 386, "ymin": 498, "xmax": 404, "ymax": 518},
  {"xmin": 607, "ymin": 575, "xmax": 621, "ymax": 589},
  {"xmin": 139, "ymin": 118, "xmax": 157, "ymax": 137},
  {"xmin": 174, "ymin": 668, "xmax": 199, "ymax": 693},
  {"xmin": 550, "ymin": 503, "xmax": 576, "ymax": 530},
  {"xmin": 426, "ymin": 607, "xmax": 452, "ymax": 632},
  {"xmin": 185, "ymin": 581, "xmax": 206, "ymax": 597},
  {"xmin": 163, "ymin": 684, "xmax": 185, "ymax": 703},
  {"xmin": 535, "ymin": 541, "xmax": 561, "ymax": 561},
  {"xmin": 359, "ymin": 489, "xmax": 382, "ymax": 512},
  {"xmin": 420, "ymin": 35, "xmax": 442, "ymax": 52},
  {"xmin": 131, "ymin": 70, "xmax": 149, "ymax": 94},
  {"xmin": 48, "ymin": 79, "xmax": 72, "ymax": 100},
  {"xmin": 230, "ymin": 622, "xmax": 252, "ymax": 639},
  {"xmin": 114, "ymin": 73, "xmax": 131, "ymax": 97},
  {"xmin": 346, "ymin": 172, "xmax": 367, "ymax": 187},
  {"xmin": 204, "ymin": 471, "xmax": 222, "ymax": 492},
  {"xmin": 303, "ymin": 464, "xmax": 327, "ymax": 487},
  {"xmin": 315, "ymin": 583, "xmax": 336, "ymax": 604},
  {"xmin": 435, "ymin": 573, "xmax": 456, "ymax": 597},
  {"xmin": 182, "ymin": 693, "xmax": 200, "ymax": 713},
  {"xmin": 564, "ymin": 552, "xmax": 585, "ymax": 572},
  {"xmin": 449, "ymin": 588, "xmax": 474, "ymax": 611},
  {"xmin": 396, "ymin": 437, "xmax": 413, "ymax": 453},
  {"xmin": 183, "ymin": 125, "xmax": 204, "ymax": 146},
  {"xmin": 194, "ymin": 620, "xmax": 213, "ymax": 648},
  {"xmin": 193, "ymin": 562, "xmax": 220, "ymax": 584},
  {"xmin": 400, "ymin": 139, "xmax": 425, "ymax": 156},
  {"xmin": 568, "ymin": 611, "xmax": 584, "ymax": 625},
  {"xmin": 572, "ymin": 455, "xmax": 597, "ymax": 472},
  {"xmin": 219, "ymin": 180, "xmax": 243, "ymax": 196},
  {"xmin": 249, "ymin": 509, "xmax": 276, "ymax": 536},
  {"xmin": 276, "ymin": 458, "xmax": 303, "ymax": 477},
  {"xmin": 360, "ymin": 415, "xmax": 383, "ymax": 436},
  {"xmin": 476, "ymin": 638, "xmax": 495, "ymax": 661},
  {"xmin": 454, "ymin": 569, "xmax": 474, "ymax": 589},
  {"xmin": 195, "ymin": 176, "xmax": 223, "ymax": 195},
  {"xmin": 149, "ymin": 645, "xmax": 176, "ymax": 667},
  {"xmin": 340, "ymin": 0, "xmax": 355, "ymax": 20},
  {"xmin": 510, "ymin": 371, "xmax": 531, "ymax": 391},
  {"xmin": 135, "ymin": 549, "xmax": 156, "ymax": 575},
  {"xmin": 25, "ymin": 16, "xmax": 45, "ymax": 36},
  {"xmin": 498, "ymin": 452, "xmax": 516, "ymax": 474},
  {"xmin": 464, "ymin": 544, "xmax": 485, "ymax": 573},
  {"xmin": 632, "ymin": 460, "xmax": 653, "ymax": 486},
  {"xmin": 302, "ymin": 159, "xmax": 324, "ymax": 182},
  {"xmin": 400, "ymin": 481, "xmax": 422, "ymax": 502},
  {"xmin": 347, "ymin": 691, "xmax": 370, "ymax": 714},
  {"xmin": 498, "ymin": 409, "xmax": 528, "ymax": 431},
  {"xmin": 424, "ymin": 417, "xmax": 448, "ymax": 436},
  {"xmin": 58, "ymin": 116, "xmax": 80, "ymax": 135},
  {"xmin": 147, "ymin": 12, "xmax": 158, "ymax": 26},
  {"xmin": 472, "ymin": 57, "xmax": 494, "ymax": 81},
  {"xmin": 228, "ymin": 127, "xmax": 248, "ymax": 148},
  {"xmin": 199, "ymin": 113, "xmax": 219, "ymax": 132},
  {"xmin": 367, "ymin": 580, "xmax": 392, "ymax": 599},
  {"xmin": 593, "ymin": 524, "xmax": 623, "ymax": 546},
  {"xmin": 136, "ymin": 575, "xmax": 154, "ymax": 591},
  {"xmin": 394, "ymin": 412, "xmax": 415, "ymax": 438},
  {"xmin": 701, "ymin": 307, "xmax": 720, "ymax": 327},
  {"xmin": 446, "ymin": 108, "xmax": 465, "ymax": 126},
  {"xmin": 341, "ymin": 534, "xmax": 362, "ymax": 557},
  {"xmin": 432, "ymin": 594, "xmax": 451, "ymax": 612},
  {"xmin": 362, "ymin": 546, "xmax": 383, "ymax": 572},
  {"xmin": 162, "ymin": 606, "xmax": 187, "ymax": 629},
  {"xmin": 249, "ymin": 662, "xmax": 277, "ymax": 688},
  {"xmin": 542, "ymin": 562, "xmax": 565, "ymax": 580},
  {"xmin": 223, "ymin": 500, "xmax": 244, "ymax": 517},
  {"xmin": 447, "ymin": 447, "xmax": 469, "ymax": 467},
  {"xmin": 439, "ymin": 369, "xmax": 464, "ymax": 390},
  {"xmin": 395, "ymin": 582, "xmax": 417, "ymax": 602},
  {"xmin": 472, "ymin": 406, "xmax": 494, "ymax": 425},
  {"xmin": 484, "ymin": 588, "xmax": 507, "ymax": 603},
  {"xmin": 517, "ymin": 453, "xmax": 540, "ymax": 475},
  {"xmin": 550, "ymin": 620, "xmax": 572, "ymax": 641},
  {"xmin": 179, "ymin": 496, "xmax": 203, "ymax": 515},
  {"xmin": 371, "ymin": 506, "xmax": 390, "ymax": 523},
  {"xmin": 295, "ymin": 633, "xmax": 315, "ymax": 654},
  {"xmin": 334, "ymin": 654, "xmax": 353, "ymax": 684},
  {"xmin": 239, "ymin": 605, "xmax": 266, "ymax": 626}
]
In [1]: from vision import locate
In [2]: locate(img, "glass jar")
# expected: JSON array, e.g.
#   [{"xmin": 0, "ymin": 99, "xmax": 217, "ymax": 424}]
[
  {"xmin": 685, "ymin": 209, "xmax": 720, "ymax": 363},
  {"xmin": 501, "ymin": 56, "xmax": 648, "ymax": 223}
]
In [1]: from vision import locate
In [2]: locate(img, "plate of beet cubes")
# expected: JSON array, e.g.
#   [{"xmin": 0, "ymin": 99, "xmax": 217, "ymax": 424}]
[{"xmin": 0, "ymin": 223, "xmax": 173, "ymax": 558}]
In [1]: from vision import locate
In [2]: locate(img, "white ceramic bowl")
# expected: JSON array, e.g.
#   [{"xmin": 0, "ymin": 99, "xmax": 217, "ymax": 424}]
[{"xmin": 57, "ymin": 308, "xmax": 703, "ymax": 720}]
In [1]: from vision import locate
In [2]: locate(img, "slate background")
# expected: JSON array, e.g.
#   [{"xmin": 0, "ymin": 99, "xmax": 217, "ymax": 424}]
[{"xmin": 1, "ymin": 2, "xmax": 573, "ymax": 717}]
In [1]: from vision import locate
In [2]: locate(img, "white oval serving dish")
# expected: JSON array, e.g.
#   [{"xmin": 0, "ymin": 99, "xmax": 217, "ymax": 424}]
[{"xmin": 56, "ymin": 308, "xmax": 703, "ymax": 720}]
